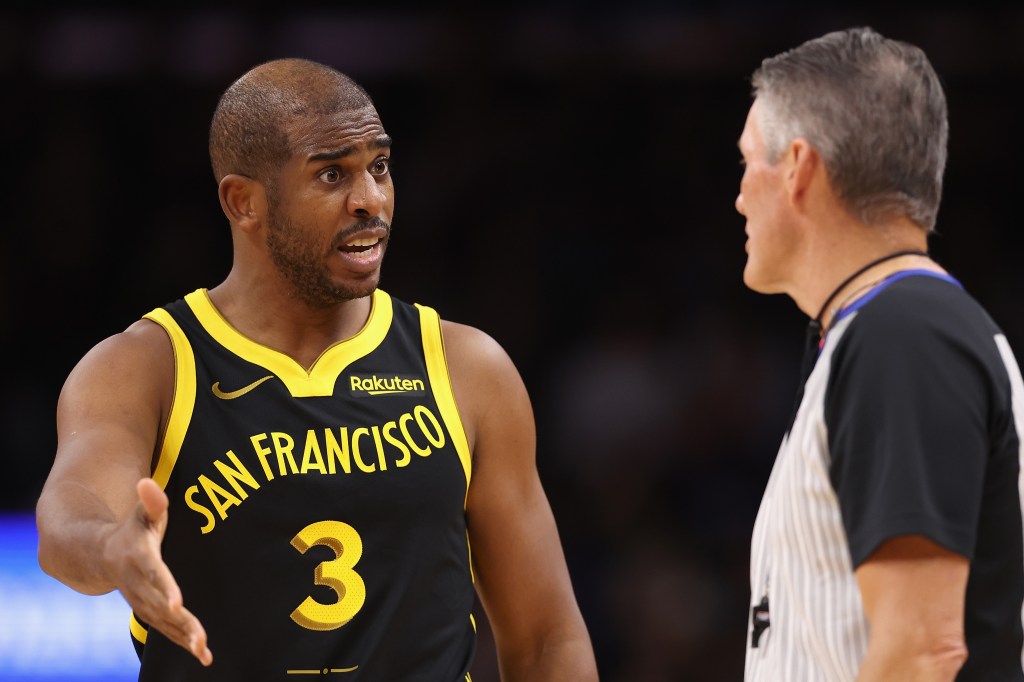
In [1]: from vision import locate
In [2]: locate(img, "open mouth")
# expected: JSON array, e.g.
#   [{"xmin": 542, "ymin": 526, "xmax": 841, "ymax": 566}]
[{"xmin": 339, "ymin": 237, "xmax": 381, "ymax": 256}]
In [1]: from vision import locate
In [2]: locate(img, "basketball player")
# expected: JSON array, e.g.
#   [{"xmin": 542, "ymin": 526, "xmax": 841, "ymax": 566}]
[
  {"xmin": 35, "ymin": 58, "xmax": 598, "ymax": 681},
  {"xmin": 737, "ymin": 28, "xmax": 1024, "ymax": 681}
]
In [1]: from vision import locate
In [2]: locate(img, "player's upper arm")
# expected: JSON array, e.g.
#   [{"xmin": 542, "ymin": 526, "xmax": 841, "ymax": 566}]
[
  {"xmin": 441, "ymin": 321, "xmax": 595, "ymax": 677},
  {"xmin": 43, "ymin": 318, "xmax": 173, "ymax": 522},
  {"xmin": 439, "ymin": 320, "xmax": 534, "ymax": 461}
]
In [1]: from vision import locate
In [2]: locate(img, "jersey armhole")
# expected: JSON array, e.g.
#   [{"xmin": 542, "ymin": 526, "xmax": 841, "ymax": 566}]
[
  {"xmin": 415, "ymin": 304, "xmax": 472, "ymax": 499},
  {"xmin": 142, "ymin": 308, "xmax": 197, "ymax": 489}
]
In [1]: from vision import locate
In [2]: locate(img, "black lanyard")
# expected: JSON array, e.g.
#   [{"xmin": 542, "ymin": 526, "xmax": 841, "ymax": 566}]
[{"xmin": 794, "ymin": 248, "xmax": 929, "ymax": 417}]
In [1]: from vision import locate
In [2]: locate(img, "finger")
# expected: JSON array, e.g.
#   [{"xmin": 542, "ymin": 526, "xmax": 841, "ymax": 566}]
[
  {"xmin": 136, "ymin": 478, "xmax": 168, "ymax": 526},
  {"xmin": 119, "ymin": 521, "xmax": 183, "ymax": 611},
  {"xmin": 149, "ymin": 604, "xmax": 213, "ymax": 666},
  {"xmin": 123, "ymin": 556, "xmax": 184, "ymax": 614},
  {"xmin": 184, "ymin": 611, "xmax": 214, "ymax": 667},
  {"xmin": 132, "ymin": 483, "xmax": 211, "ymax": 665},
  {"xmin": 130, "ymin": 481, "xmax": 211, "ymax": 665},
  {"xmin": 129, "ymin": 583, "xmax": 213, "ymax": 665}
]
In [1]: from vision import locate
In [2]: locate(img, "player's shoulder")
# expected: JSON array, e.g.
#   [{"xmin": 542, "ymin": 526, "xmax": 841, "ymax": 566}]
[
  {"xmin": 66, "ymin": 317, "xmax": 174, "ymax": 390},
  {"xmin": 437, "ymin": 318, "xmax": 532, "ymax": 438},
  {"xmin": 396, "ymin": 289, "xmax": 525, "ymax": 394},
  {"xmin": 98, "ymin": 317, "xmax": 173, "ymax": 359},
  {"xmin": 439, "ymin": 319, "xmax": 513, "ymax": 372},
  {"xmin": 391, "ymin": 289, "xmax": 513, "ymax": 370},
  {"xmin": 439, "ymin": 320, "xmax": 530, "ymax": 405}
]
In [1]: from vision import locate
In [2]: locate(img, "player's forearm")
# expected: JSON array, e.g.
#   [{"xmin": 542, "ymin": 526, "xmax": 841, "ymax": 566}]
[
  {"xmin": 36, "ymin": 481, "xmax": 121, "ymax": 595},
  {"xmin": 498, "ymin": 634, "xmax": 599, "ymax": 682}
]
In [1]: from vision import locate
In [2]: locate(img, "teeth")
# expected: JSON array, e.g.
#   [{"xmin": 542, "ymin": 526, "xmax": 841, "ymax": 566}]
[{"xmin": 347, "ymin": 237, "xmax": 378, "ymax": 247}]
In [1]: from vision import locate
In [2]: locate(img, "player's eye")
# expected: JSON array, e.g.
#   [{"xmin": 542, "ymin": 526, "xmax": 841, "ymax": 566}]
[
  {"xmin": 370, "ymin": 157, "xmax": 391, "ymax": 177},
  {"xmin": 319, "ymin": 168, "xmax": 341, "ymax": 184}
]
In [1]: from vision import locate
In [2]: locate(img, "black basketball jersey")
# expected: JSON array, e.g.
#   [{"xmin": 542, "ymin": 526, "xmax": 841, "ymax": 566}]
[{"xmin": 131, "ymin": 288, "xmax": 476, "ymax": 681}]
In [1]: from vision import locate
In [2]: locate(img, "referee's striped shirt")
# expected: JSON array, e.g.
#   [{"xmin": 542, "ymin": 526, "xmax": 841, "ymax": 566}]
[{"xmin": 745, "ymin": 271, "xmax": 1024, "ymax": 681}]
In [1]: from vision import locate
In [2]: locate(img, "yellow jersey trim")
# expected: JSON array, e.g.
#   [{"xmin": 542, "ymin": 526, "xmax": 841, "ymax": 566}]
[
  {"xmin": 143, "ymin": 309, "xmax": 197, "ymax": 490},
  {"xmin": 417, "ymin": 303, "xmax": 475, "ymax": 584},
  {"xmin": 129, "ymin": 611, "xmax": 148, "ymax": 644},
  {"xmin": 183, "ymin": 288, "xmax": 394, "ymax": 398},
  {"xmin": 416, "ymin": 304, "xmax": 471, "ymax": 495}
]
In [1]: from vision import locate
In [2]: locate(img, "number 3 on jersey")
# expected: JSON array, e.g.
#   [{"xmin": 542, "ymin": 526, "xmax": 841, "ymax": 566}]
[{"xmin": 290, "ymin": 520, "xmax": 367, "ymax": 631}]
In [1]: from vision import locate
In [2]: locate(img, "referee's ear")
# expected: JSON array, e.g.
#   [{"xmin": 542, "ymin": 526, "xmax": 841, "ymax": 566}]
[{"xmin": 783, "ymin": 137, "xmax": 823, "ymax": 211}]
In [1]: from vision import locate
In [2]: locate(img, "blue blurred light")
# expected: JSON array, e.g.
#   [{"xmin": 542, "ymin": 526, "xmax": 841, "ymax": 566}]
[{"xmin": 0, "ymin": 512, "xmax": 139, "ymax": 681}]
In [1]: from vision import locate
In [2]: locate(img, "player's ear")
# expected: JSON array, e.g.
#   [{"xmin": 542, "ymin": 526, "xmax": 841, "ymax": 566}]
[{"xmin": 218, "ymin": 174, "xmax": 266, "ymax": 233}]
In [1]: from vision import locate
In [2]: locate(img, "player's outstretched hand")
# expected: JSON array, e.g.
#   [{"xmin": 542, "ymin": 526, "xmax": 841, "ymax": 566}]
[{"xmin": 103, "ymin": 478, "xmax": 213, "ymax": 666}]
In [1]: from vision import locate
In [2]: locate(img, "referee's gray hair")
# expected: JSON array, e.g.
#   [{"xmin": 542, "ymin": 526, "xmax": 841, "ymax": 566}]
[{"xmin": 751, "ymin": 27, "xmax": 948, "ymax": 232}]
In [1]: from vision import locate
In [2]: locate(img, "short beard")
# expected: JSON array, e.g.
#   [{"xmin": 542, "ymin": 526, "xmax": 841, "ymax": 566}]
[{"xmin": 265, "ymin": 206, "xmax": 390, "ymax": 309}]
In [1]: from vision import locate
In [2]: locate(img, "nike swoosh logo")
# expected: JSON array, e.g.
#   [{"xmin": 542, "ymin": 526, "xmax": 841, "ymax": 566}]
[{"xmin": 212, "ymin": 375, "xmax": 275, "ymax": 400}]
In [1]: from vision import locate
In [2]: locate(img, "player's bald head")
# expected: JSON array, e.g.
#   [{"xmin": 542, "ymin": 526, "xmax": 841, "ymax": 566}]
[{"xmin": 209, "ymin": 58, "xmax": 375, "ymax": 184}]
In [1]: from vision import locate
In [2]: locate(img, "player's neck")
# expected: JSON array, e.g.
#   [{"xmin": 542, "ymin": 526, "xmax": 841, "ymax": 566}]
[{"xmin": 208, "ymin": 273, "xmax": 374, "ymax": 370}]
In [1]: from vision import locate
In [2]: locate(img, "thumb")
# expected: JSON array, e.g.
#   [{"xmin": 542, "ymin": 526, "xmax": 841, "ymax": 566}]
[{"xmin": 136, "ymin": 478, "xmax": 169, "ymax": 533}]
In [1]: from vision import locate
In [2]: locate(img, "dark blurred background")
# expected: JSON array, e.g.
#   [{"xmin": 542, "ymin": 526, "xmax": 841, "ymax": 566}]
[{"xmin": 3, "ymin": 3, "xmax": 1022, "ymax": 681}]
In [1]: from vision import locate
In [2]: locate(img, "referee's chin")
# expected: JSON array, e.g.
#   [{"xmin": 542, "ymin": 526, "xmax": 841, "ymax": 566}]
[{"xmin": 742, "ymin": 264, "xmax": 780, "ymax": 296}]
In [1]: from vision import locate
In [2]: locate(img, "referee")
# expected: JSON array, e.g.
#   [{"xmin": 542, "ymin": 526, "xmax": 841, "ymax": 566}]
[{"xmin": 736, "ymin": 27, "xmax": 1024, "ymax": 681}]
